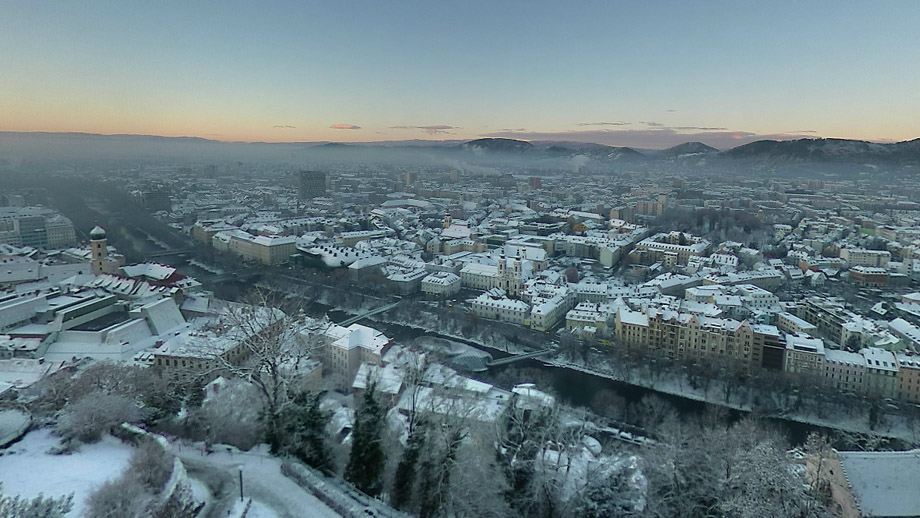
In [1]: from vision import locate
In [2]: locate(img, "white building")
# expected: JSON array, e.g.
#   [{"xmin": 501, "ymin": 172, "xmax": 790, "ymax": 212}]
[
  {"xmin": 471, "ymin": 291, "xmax": 530, "ymax": 325},
  {"xmin": 823, "ymin": 349, "xmax": 866, "ymax": 392},
  {"xmin": 565, "ymin": 302, "xmax": 615, "ymax": 331},
  {"xmin": 776, "ymin": 312, "xmax": 819, "ymax": 336},
  {"xmin": 737, "ymin": 284, "xmax": 779, "ymax": 310},
  {"xmin": 527, "ymin": 284, "xmax": 576, "ymax": 332},
  {"xmin": 840, "ymin": 248, "xmax": 891, "ymax": 268},
  {"xmin": 459, "ymin": 263, "xmax": 499, "ymax": 291},
  {"xmin": 784, "ymin": 334, "xmax": 825, "ymax": 375},
  {"xmin": 322, "ymin": 322, "xmax": 391, "ymax": 390},
  {"xmin": 421, "ymin": 272, "xmax": 461, "ymax": 296}
]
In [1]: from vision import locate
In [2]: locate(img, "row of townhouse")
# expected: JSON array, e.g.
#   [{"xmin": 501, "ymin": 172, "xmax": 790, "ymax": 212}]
[
  {"xmin": 614, "ymin": 305, "xmax": 920, "ymax": 401},
  {"xmin": 615, "ymin": 307, "xmax": 761, "ymax": 371}
]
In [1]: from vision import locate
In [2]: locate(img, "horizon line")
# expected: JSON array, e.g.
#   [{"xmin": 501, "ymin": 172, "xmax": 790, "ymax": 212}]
[{"xmin": 1, "ymin": 129, "xmax": 916, "ymax": 151}]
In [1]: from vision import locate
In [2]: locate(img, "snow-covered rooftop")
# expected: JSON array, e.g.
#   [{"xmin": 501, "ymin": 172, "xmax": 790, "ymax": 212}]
[{"xmin": 838, "ymin": 449, "xmax": 920, "ymax": 518}]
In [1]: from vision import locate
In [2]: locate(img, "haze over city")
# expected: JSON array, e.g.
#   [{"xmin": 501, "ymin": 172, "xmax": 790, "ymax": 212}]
[{"xmin": 2, "ymin": 1, "xmax": 919, "ymax": 148}]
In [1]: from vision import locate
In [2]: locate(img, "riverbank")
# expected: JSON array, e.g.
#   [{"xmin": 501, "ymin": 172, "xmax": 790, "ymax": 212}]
[
  {"xmin": 253, "ymin": 275, "xmax": 919, "ymax": 446},
  {"xmin": 330, "ymin": 299, "xmax": 919, "ymax": 446},
  {"xmin": 547, "ymin": 357, "xmax": 919, "ymax": 445}
]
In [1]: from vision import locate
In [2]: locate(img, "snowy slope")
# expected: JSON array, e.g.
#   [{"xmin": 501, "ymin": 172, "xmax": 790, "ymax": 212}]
[{"xmin": 0, "ymin": 428, "xmax": 134, "ymax": 517}]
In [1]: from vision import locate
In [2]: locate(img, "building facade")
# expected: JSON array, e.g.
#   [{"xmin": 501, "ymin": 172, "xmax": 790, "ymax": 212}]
[{"xmin": 299, "ymin": 170, "xmax": 327, "ymax": 200}]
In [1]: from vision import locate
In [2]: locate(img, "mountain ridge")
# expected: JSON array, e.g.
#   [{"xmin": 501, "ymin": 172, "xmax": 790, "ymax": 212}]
[{"xmin": 1, "ymin": 131, "xmax": 918, "ymax": 166}]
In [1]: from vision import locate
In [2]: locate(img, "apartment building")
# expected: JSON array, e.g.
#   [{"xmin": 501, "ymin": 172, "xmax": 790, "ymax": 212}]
[
  {"xmin": 863, "ymin": 347, "xmax": 899, "ymax": 399},
  {"xmin": 783, "ymin": 334, "xmax": 825, "ymax": 375},
  {"xmin": 736, "ymin": 284, "xmax": 779, "ymax": 310},
  {"xmin": 635, "ymin": 232, "xmax": 711, "ymax": 265},
  {"xmin": 896, "ymin": 353, "xmax": 920, "ymax": 403},
  {"xmin": 848, "ymin": 266, "xmax": 889, "ymax": 287},
  {"xmin": 614, "ymin": 307, "xmax": 758, "ymax": 370},
  {"xmin": 823, "ymin": 349, "xmax": 866, "ymax": 392},
  {"xmin": 565, "ymin": 302, "xmax": 615, "ymax": 332},
  {"xmin": 776, "ymin": 312, "xmax": 819, "ymax": 336},
  {"xmin": 840, "ymin": 247, "xmax": 891, "ymax": 268}
]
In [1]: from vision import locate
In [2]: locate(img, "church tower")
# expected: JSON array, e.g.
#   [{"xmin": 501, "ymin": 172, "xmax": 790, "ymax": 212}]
[{"xmin": 90, "ymin": 226, "xmax": 108, "ymax": 275}]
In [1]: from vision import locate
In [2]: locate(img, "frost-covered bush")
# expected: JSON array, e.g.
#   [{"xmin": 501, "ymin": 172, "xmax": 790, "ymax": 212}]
[
  {"xmin": 0, "ymin": 483, "xmax": 73, "ymax": 518},
  {"xmin": 188, "ymin": 378, "xmax": 265, "ymax": 450},
  {"xmin": 86, "ymin": 437, "xmax": 196, "ymax": 518},
  {"xmin": 56, "ymin": 393, "xmax": 144, "ymax": 443},
  {"xmin": 129, "ymin": 439, "xmax": 173, "ymax": 492},
  {"xmin": 86, "ymin": 477, "xmax": 150, "ymax": 518}
]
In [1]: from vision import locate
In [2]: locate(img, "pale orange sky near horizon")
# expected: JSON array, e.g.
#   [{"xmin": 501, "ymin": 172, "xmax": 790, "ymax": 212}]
[{"xmin": 2, "ymin": 2, "xmax": 918, "ymax": 149}]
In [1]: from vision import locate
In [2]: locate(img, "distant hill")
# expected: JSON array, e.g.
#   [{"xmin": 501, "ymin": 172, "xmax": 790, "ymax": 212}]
[
  {"xmin": 459, "ymin": 138, "xmax": 534, "ymax": 154},
  {"xmin": 1, "ymin": 131, "xmax": 918, "ymax": 170},
  {"xmin": 531, "ymin": 141, "xmax": 646, "ymax": 161},
  {"xmin": 656, "ymin": 141, "xmax": 719, "ymax": 158},
  {"xmin": 720, "ymin": 138, "xmax": 920, "ymax": 164}
]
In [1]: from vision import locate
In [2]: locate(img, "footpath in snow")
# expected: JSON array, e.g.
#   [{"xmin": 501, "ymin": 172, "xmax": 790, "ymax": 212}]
[{"xmin": 176, "ymin": 442, "xmax": 341, "ymax": 518}]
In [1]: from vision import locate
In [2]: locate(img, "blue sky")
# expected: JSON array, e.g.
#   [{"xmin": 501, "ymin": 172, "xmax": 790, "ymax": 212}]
[{"xmin": 2, "ymin": 1, "xmax": 919, "ymax": 148}]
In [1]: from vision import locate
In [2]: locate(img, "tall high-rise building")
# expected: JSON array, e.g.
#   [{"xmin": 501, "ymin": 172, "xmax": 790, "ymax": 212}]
[
  {"xmin": 16, "ymin": 216, "xmax": 47, "ymax": 248},
  {"xmin": 144, "ymin": 189, "xmax": 172, "ymax": 211},
  {"xmin": 299, "ymin": 171, "xmax": 327, "ymax": 200}
]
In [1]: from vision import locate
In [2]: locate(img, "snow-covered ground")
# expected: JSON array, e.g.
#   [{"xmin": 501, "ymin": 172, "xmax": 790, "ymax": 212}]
[
  {"xmin": 247, "ymin": 500, "xmax": 282, "ymax": 517},
  {"xmin": 0, "ymin": 428, "xmax": 134, "ymax": 517},
  {"xmin": 177, "ymin": 442, "xmax": 340, "ymax": 518}
]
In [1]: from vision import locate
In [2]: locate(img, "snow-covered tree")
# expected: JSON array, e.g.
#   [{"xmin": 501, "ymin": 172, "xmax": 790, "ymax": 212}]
[
  {"xmin": 0, "ymin": 484, "xmax": 72, "ymax": 518},
  {"xmin": 643, "ymin": 418, "xmax": 828, "ymax": 518},
  {"xmin": 57, "ymin": 392, "xmax": 144, "ymax": 443},
  {"xmin": 207, "ymin": 288, "xmax": 322, "ymax": 451}
]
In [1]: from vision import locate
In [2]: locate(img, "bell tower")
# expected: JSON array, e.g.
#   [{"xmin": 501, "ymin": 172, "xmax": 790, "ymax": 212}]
[{"xmin": 89, "ymin": 226, "xmax": 108, "ymax": 275}]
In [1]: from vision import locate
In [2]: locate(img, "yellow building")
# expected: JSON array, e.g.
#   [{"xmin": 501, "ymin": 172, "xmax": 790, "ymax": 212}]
[
  {"xmin": 614, "ymin": 307, "xmax": 758, "ymax": 371},
  {"xmin": 896, "ymin": 353, "xmax": 920, "ymax": 403},
  {"xmin": 213, "ymin": 230, "xmax": 296, "ymax": 265}
]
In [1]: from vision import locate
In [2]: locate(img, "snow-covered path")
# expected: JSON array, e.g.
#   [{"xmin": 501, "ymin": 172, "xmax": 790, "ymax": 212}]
[{"xmin": 176, "ymin": 443, "xmax": 340, "ymax": 518}]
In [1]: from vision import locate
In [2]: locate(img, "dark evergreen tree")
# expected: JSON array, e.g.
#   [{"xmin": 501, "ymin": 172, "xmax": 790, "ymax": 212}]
[
  {"xmin": 277, "ymin": 392, "xmax": 333, "ymax": 474},
  {"xmin": 392, "ymin": 424, "xmax": 426, "ymax": 510},
  {"xmin": 417, "ymin": 456, "xmax": 438, "ymax": 518},
  {"xmin": 345, "ymin": 381, "xmax": 386, "ymax": 497}
]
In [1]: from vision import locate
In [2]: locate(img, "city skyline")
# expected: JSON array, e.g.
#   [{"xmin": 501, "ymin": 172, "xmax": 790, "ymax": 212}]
[{"xmin": 3, "ymin": 1, "xmax": 920, "ymax": 149}]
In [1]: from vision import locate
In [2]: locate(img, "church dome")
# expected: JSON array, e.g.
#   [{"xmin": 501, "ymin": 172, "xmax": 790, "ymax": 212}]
[{"xmin": 89, "ymin": 226, "xmax": 106, "ymax": 240}]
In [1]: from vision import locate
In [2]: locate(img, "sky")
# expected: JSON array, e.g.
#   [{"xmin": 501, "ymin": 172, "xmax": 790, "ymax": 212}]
[{"xmin": 2, "ymin": 1, "xmax": 919, "ymax": 149}]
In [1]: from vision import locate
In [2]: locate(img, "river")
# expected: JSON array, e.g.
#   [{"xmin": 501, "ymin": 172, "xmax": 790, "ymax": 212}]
[{"xmin": 320, "ymin": 305, "xmax": 851, "ymax": 446}]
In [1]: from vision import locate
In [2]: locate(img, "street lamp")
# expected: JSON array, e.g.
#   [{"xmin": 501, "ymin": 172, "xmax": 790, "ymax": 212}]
[{"xmin": 237, "ymin": 464, "xmax": 244, "ymax": 502}]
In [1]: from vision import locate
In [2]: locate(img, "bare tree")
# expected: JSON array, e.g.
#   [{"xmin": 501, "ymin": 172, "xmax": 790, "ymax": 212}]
[
  {"xmin": 628, "ymin": 394, "xmax": 679, "ymax": 433},
  {"xmin": 644, "ymin": 417, "xmax": 828, "ymax": 518},
  {"xmin": 206, "ymin": 288, "xmax": 324, "ymax": 450},
  {"xmin": 804, "ymin": 432, "xmax": 834, "ymax": 509}
]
